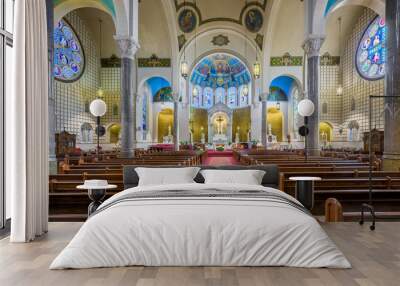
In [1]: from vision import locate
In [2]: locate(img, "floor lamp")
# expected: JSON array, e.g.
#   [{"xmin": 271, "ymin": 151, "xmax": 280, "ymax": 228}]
[
  {"xmin": 298, "ymin": 99, "xmax": 315, "ymax": 161},
  {"xmin": 90, "ymin": 99, "xmax": 107, "ymax": 159}
]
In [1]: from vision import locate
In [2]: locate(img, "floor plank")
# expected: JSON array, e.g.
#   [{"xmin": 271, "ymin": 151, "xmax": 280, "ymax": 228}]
[{"xmin": 0, "ymin": 222, "xmax": 399, "ymax": 286}]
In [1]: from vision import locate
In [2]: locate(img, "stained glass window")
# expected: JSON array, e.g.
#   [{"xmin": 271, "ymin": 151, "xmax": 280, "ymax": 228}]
[
  {"xmin": 239, "ymin": 85, "xmax": 249, "ymax": 106},
  {"xmin": 191, "ymin": 85, "xmax": 202, "ymax": 107},
  {"xmin": 54, "ymin": 19, "xmax": 85, "ymax": 82},
  {"xmin": 142, "ymin": 95, "xmax": 147, "ymax": 130},
  {"xmin": 215, "ymin": 88, "xmax": 225, "ymax": 104},
  {"xmin": 203, "ymin": 87, "xmax": 213, "ymax": 108},
  {"xmin": 228, "ymin": 87, "xmax": 237, "ymax": 108},
  {"xmin": 355, "ymin": 16, "xmax": 386, "ymax": 80}
]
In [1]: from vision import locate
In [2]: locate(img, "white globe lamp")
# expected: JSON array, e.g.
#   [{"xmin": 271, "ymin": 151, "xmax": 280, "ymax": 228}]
[
  {"xmin": 298, "ymin": 99, "xmax": 315, "ymax": 117},
  {"xmin": 90, "ymin": 99, "xmax": 107, "ymax": 117},
  {"xmin": 90, "ymin": 99, "xmax": 107, "ymax": 158}
]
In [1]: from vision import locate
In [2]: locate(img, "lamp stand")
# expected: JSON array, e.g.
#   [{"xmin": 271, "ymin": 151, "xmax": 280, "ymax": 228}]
[
  {"xmin": 96, "ymin": 116, "xmax": 100, "ymax": 160},
  {"xmin": 304, "ymin": 116, "xmax": 308, "ymax": 162}
]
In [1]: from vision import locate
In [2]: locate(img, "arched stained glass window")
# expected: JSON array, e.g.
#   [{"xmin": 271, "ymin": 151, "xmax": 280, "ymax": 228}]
[
  {"xmin": 203, "ymin": 87, "xmax": 213, "ymax": 108},
  {"xmin": 54, "ymin": 19, "xmax": 85, "ymax": 82},
  {"xmin": 215, "ymin": 87, "xmax": 225, "ymax": 104},
  {"xmin": 142, "ymin": 94, "xmax": 147, "ymax": 130},
  {"xmin": 239, "ymin": 85, "xmax": 249, "ymax": 106},
  {"xmin": 356, "ymin": 16, "xmax": 386, "ymax": 80},
  {"xmin": 191, "ymin": 86, "xmax": 202, "ymax": 107},
  {"xmin": 227, "ymin": 87, "xmax": 237, "ymax": 108}
]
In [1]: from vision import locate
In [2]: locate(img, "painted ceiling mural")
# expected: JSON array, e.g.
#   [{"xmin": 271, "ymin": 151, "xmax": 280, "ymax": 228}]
[
  {"xmin": 356, "ymin": 16, "xmax": 386, "ymax": 80},
  {"xmin": 54, "ymin": 19, "xmax": 85, "ymax": 82},
  {"xmin": 53, "ymin": 0, "xmax": 116, "ymax": 16},
  {"xmin": 190, "ymin": 53, "xmax": 251, "ymax": 88}
]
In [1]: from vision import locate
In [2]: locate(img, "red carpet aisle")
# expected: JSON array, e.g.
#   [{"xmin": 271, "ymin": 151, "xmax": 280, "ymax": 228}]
[{"xmin": 204, "ymin": 150, "xmax": 238, "ymax": 165}]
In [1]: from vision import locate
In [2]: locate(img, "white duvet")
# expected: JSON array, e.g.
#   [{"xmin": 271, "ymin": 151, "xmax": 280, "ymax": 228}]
[{"xmin": 50, "ymin": 183, "xmax": 351, "ymax": 269}]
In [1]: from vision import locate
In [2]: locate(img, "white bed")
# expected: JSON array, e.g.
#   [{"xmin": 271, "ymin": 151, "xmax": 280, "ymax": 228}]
[{"xmin": 50, "ymin": 183, "xmax": 351, "ymax": 269}]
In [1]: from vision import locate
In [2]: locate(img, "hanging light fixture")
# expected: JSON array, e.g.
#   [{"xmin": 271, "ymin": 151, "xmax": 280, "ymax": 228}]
[
  {"xmin": 180, "ymin": 0, "xmax": 189, "ymax": 79},
  {"xmin": 253, "ymin": 36, "xmax": 261, "ymax": 79},
  {"xmin": 97, "ymin": 18, "xmax": 104, "ymax": 97},
  {"xmin": 336, "ymin": 17, "xmax": 343, "ymax": 96}
]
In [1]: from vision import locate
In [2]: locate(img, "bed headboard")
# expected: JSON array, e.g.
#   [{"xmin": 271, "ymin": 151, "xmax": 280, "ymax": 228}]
[{"xmin": 123, "ymin": 165, "xmax": 280, "ymax": 190}]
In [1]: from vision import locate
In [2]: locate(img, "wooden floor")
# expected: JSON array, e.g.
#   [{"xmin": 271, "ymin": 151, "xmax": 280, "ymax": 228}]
[{"xmin": 0, "ymin": 222, "xmax": 399, "ymax": 286}]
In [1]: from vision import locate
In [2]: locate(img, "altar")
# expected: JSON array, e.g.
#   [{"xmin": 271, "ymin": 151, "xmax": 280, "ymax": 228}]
[{"xmin": 208, "ymin": 103, "xmax": 233, "ymax": 148}]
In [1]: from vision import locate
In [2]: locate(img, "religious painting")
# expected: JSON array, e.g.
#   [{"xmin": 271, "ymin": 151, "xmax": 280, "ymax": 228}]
[
  {"xmin": 356, "ymin": 16, "xmax": 386, "ymax": 80},
  {"xmin": 244, "ymin": 8, "xmax": 263, "ymax": 33},
  {"xmin": 54, "ymin": 18, "xmax": 85, "ymax": 82},
  {"xmin": 178, "ymin": 9, "xmax": 197, "ymax": 33}
]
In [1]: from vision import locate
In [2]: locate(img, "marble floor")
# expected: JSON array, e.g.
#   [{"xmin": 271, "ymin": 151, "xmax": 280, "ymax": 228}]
[{"xmin": 0, "ymin": 222, "xmax": 399, "ymax": 286}]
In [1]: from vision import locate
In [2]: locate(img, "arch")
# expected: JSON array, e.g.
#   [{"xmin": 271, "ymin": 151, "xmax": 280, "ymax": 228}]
[
  {"xmin": 267, "ymin": 107, "xmax": 284, "ymax": 142},
  {"xmin": 141, "ymin": 77, "xmax": 173, "ymax": 103},
  {"xmin": 107, "ymin": 123, "xmax": 121, "ymax": 144},
  {"xmin": 314, "ymin": 0, "xmax": 385, "ymax": 37},
  {"xmin": 319, "ymin": 121, "xmax": 334, "ymax": 143},
  {"xmin": 54, "ymin": 0, "xmax": 115, "ymax": 24},
  {"xmin": 325, "ymin": 0, "xmax": 385, "ymax": 18},
  {"xmin": 189, "ymin": 52, "xmax": 253, "ymax": 109},
  {"xmin": 157, "ymin": 108, "xmax": 174, "ymax": 143}
]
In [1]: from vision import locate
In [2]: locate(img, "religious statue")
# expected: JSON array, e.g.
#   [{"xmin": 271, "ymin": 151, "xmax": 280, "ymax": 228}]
[
  {"xmin": 200, "ymin": 126, "xmax": 205, "ymax": 144},
  {"xmin": 167, "ymin": 124, "xmax": 172, "ymax": 136}
]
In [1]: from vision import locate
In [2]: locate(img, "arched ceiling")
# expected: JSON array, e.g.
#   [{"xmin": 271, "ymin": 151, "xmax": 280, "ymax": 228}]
[
  {"xmin": 54, "ymin": 0, "xmax": 116, "ymax": 16},
  {"xmin": 190, "ymin": 53, "xmax": 251, "ymax": 88}
]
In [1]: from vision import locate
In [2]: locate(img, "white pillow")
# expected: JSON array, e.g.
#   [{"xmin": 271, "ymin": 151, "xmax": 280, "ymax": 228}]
[
  {"xmin": 135, "ymin": 167, "xmax": 201, "ymax": 186},
  {"xmin": 200, "ymin": 169, "xmax": 266, "ymax": 185}
]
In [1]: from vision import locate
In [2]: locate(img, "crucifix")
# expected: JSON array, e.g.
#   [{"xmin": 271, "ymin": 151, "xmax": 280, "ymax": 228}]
[{"xmin": 216, "ymin": 116, "xmax": 224, "ymax": 134}]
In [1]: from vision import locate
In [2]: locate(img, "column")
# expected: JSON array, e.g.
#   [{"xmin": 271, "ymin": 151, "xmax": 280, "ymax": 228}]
[
  {"xmin": 383, "ymin": 0, "xmax": 400, "ymax": 170},
  {"xmin": 46, "ymin": 0, "xmax": 57, "ymax": 174},
  {"xmin": 303, "ymin": 36, "xmax": 324, "ymax": 156},
  {"xmin": 260, "ymin": 92, "xmax": 268, "ymax": 148},
  {"xmin": 173, "ymin": 93, "xmax": 180, "ymax": 151},
  {"xmin": 115, "ymin": 36, "xmax": 139, "ymax": 158}
]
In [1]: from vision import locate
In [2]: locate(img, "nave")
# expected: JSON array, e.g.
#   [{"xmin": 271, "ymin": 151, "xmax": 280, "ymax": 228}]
[{"xmin": 2, "ymin": 0, "xmax": 400, "ymax": 285}]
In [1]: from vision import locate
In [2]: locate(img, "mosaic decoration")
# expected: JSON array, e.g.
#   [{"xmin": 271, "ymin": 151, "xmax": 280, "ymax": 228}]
[
  {"xmin": 54, "ymin": 19, "xmax": 85, "ymax": 82},
  {"xmin": 138, "ymin": 54, "xmax": 171, "ymax": 68},
  {"xmin": 211, "ymin": 34, "xmax": 230, "ymax": 47},
  {"xmin": 101, "ymin": 54, "xmax": 121, "ymax": 68},
  {"xmin": 244, "ymin": 8, "xmax": 263, "ymax": 33},
  {"xmin": 178, "ymin": 9, "xmax": 197, "ymax": 33},
  {"xmin": 269, "ymin": 87, "xmax": 288, "ymax": 102},
  {"xmin": 190, "ymin": 53, "xmax": 251, "ymax": 88},
  {"xmin": 270, "ymin": 53, "xmax": 303, "ymax": 66},
  {"xmin": 356, "ymin": 16, "xmax": 386, "ymax": 81},
  {"xmin": 190, "ymin": 54, "xmax": 251, "ymax": 109},
  {"xmin": 154, "ymin": 87, "xmax": 173, "ymax": 102},
  {"xmin": 320, "ymin": 52, "xmax": 340, "ymax": 66}
]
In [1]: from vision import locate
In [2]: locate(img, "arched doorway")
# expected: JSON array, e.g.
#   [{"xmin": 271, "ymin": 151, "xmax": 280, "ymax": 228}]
[
  {"xmin": 108, "ymin": 123, "xmax": 121, "ymax": 144},
  {"xmin": 320, "ymin": 121, "xmax": 333, "ymax": 143},
  {"xmin": 157, "ymin": 108, "xmax": 174, "ymax": 143},
  {"xmin": 269, "ymin": 75, "xmax": 303, "ymax": 142},
  {"xmin": 267, "ymin": 107, "xmax": 284, "ymax": 142}
]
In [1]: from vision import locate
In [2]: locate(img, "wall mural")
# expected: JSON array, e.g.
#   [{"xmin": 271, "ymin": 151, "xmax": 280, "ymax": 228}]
[
  {"xmin": 244, "ymin": 8, "xmax": 263, "ymax": 33},
  {"xmin": 356, "ymin": 16, "xmax": 386, "ymax": 81},
  {"xmin": 178, "ymin": 9, "xmax": 197, "ymax": 33},
  {"xmin": 54, "ymin": 19, "xmax": 85, "ymax": 82}
]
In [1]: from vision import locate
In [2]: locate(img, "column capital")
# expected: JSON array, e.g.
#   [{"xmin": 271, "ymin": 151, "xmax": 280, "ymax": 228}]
[
  {"xmin": 302, "ymin": 35, "xmax": 325, "ymax": 58},
  {"xmin": 114, "ymin": 35, "xmax": 140, "ymax": 60}
]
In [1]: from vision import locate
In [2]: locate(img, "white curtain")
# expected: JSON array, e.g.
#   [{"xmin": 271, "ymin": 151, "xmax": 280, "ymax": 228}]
[{"xmin": 8, "ymin": 0, "xmax": 49, "ymax": 242}]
